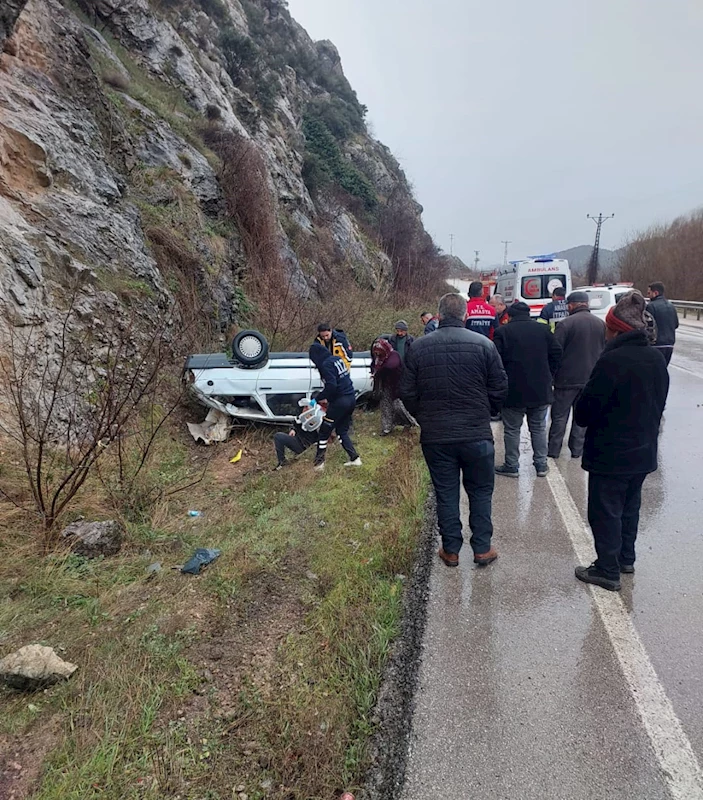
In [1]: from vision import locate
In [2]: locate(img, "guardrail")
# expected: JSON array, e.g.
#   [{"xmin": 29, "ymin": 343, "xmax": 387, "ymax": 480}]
[{"xmin": 671, "ymin": 300, "xmax": 703, "ymax": 321}]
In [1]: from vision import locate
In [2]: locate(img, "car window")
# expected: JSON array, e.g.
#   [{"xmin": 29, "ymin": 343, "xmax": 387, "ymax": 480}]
[
  {"xmin": 586, "ymin": 290, "xmax": 611, "ymax": 310},
  {"xmin": 614, "ymin": 292, "xmax": 628, "ymax": 303}
]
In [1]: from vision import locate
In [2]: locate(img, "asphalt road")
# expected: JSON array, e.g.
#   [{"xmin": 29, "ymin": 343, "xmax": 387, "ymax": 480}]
[{"xmin": 403, "ymin": 325, "xmax": 703, "ymax": 799}]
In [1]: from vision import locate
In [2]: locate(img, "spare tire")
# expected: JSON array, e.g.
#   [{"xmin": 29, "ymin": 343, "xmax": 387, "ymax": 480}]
[{"xmin": 232, "ymin": 330, "xmax": 269, "ymax": 367}]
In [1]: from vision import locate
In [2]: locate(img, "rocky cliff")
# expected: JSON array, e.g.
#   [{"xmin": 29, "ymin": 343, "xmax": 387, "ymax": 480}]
[{"xmin": 0, "ymin": 0, "xmax": 441, "ymax": 351}]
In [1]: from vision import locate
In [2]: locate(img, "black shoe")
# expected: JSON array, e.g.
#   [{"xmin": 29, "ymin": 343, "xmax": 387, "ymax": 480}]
[
  {"xmin": 547, "ymin": 453, "xmax": 559, "ymax": 459},
  {"xmin": 571, "ymin": 452, "xmax": 581, "ymax": 459},
  {"xmin": 490, "ymin": 414, "xmax": 502, "ymax": 422},
  {"xmin": 274, "ymin": 460, "xmax": 287, "ymax": 471},
  {"xmin": 575, "ymin": 564, "xmax": 621, "ymax": 591},
  {"xmin": 620, "ymin": 563, "xmax": 635, "ymax": 574},
  {"xmin": 495, "ymin": 464, "xmax": 519, "ymax": 477},
  {"xmin": 536, "ymin": 465, "xmax": 549, "ymax": 478}
]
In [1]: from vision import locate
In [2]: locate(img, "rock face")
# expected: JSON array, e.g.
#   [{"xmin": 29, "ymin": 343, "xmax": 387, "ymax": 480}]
[
  {"xmin": 0, "ymin": 644, "xmax": 78, "ymax": 690},
  {"xmin": 60, "ymin": 519, "xmax": 125, "ymax": 558},
  {"xmin": 0, "ymin": 0, "xmax": 440, "ymax": 356}
]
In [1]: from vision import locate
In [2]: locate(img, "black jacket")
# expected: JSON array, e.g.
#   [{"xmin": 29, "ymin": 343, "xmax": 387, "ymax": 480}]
[
  {"xmin": 553, "ymin": 307, "xmax": 606, "ymax": 389},
  {"xmin": 423, "ymin": 317, "xmax": 439, "ymax": 335},
  {"xmin": 493, "ymin": 319, "xmax": 562, "ymax": 408},
  {"xmin": 309, "ymin": 343, "xmax": 355, "ymax": 403},
  {"xmin": 575, "ymin": 330, "xmax": 669, "ymax": 475},
  {"xmin": 647, "ymin": 295, "xmax": 679, "ymax": 347},
  {"xmin": 400, "ymin": 318, "xmax": 508, "ymax": 445},
  {"xmin": 315, "ymin": 329, "xmax": 353, "ymax": 367}
]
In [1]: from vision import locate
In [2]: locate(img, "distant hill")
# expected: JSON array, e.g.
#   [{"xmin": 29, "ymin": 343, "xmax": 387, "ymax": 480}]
[
  {"xmin": 553, "ymin": 245, "xmax": 623, "ymax": 280},
  {"xmin": 443, "ymin": 255, "xmax": 476, "ymax": 278}
]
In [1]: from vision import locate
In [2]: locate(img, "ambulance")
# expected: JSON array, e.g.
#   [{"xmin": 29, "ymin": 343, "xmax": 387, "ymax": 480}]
[{"xmin": 494, "ymin": 255, "xmax": 572, "ymax": 317}]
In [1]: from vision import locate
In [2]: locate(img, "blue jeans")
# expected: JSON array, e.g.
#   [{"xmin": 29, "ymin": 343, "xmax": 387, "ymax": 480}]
[
  {"xmin": 502, "ymin": 405, "xmax": 548, "ymax": 471},
  {"xmin": 421, "ymin": 440, "xmax": 495, "ymax": 555}
]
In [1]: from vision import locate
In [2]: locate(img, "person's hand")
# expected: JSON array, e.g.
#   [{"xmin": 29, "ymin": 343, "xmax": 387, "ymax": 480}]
[
  {"xmin": 289, "ymin": 429, "xmax": 296, "ymax": 437},
  {"xmin": 319, "ymin": 399, "xmax": 328, "ymax": 410}
]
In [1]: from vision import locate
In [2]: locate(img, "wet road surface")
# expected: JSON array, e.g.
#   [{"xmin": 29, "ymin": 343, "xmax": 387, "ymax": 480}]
[{"xmin": 403, "ymin": 329, "xmax": 703, "ymax": 799}]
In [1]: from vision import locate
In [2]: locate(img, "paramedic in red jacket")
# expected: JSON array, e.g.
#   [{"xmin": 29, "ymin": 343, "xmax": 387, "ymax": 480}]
[{"xmin": 465, "ymin": 281, "xmax": 497, "ymax": 339}]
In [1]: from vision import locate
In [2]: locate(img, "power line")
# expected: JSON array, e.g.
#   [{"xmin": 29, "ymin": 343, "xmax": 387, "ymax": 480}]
[
  {"xmin": 501, "ymin": 240, "xmax": 511, "ymax": 267},
  {"xmin": 586, "ymin": 213, "xmax": 615, "ymax": 284}
]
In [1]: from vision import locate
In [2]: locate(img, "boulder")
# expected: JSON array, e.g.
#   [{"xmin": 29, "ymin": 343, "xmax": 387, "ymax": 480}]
[
  {"xmin": 60, "ymin": 519, "xmax": 125, "ymax": 558},
  {"xmin": 0, "ymin": 644, "xmax": 77, "ymax": 691}
]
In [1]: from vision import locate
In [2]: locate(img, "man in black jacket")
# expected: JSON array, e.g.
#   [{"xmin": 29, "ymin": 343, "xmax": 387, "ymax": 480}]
[
  {"xmin": 647, "ymin": 281, "xmax": 679, "ymax": 365},
  {"xmin": 574, "ymin": 292, "xmax": 669, "ymax": 592},
  {"xmin": 309, "ymin": 343, "xmax": 361, "ymax": 471},
  {"xmin": 493, "ymin": 303, "xmax": 562, "ymax": 477},
  {"xmin": 401, "ymin": 293, "xmax": 508, "ymax": 567},
  {"xmin": 548, "ymin": 291, "xmax": 606, "ymax": 459}
]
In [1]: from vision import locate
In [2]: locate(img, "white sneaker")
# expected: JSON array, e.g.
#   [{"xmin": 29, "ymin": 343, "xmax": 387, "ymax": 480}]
[
  {"xmin": 313, "ymin": 462, "xmax": 325, "ymax": 471},
  {"xmin": 344, "ymin": 457, "xmax": 362, "ymax": 467}
]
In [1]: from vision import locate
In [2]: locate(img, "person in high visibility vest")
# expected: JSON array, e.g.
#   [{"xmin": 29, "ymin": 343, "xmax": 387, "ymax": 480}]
[{"xmin": 538, "ymin": 287, "xmax": 569, "ymax": 331}]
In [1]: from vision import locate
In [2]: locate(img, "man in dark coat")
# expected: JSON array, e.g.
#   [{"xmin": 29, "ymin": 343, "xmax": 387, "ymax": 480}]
[
  {"xmin": 420, "ymin": 311, "xmax": 439, "ymax": 335},
  {"xmin": 309, "ymin": 343, "xmax": 361, "ymax": 471},
  {"xmin": 647, "ymin": 281, "xmax": 679, "ymax": 365},
  {"xmin": 548, "ymin": 291, "xmax": 606, "ymax": 459},
  {"xmin": 389, "ymin": 320, "xmax": 415, "ymax": 363},
  {"xmin": 401, "ymin": 293, "xmax": 508, "ymax": 568},
  {"xmin": 574, "ymin": 291, "xmax": 669, "ymax": 592},
  {"xmin": 493, "ymin": 302, "xmax": 562, "ymax": 478}
]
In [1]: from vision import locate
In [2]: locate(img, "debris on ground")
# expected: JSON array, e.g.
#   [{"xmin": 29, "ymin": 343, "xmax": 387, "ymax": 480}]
[
  {"xmin": 60, "ymin": 519, "xmax": 124, "ymax": 558},
  {"xmin": 188, "ymin": 510, "xmax": 202, "ymax": 517},
  {"xmin": 187, "ymin": 409, "xmax": 231, "ymax": 444},
  {"xmin": 181, "ymin": 548, "xmax": 221, "ymax": 575},
  {"xmin": 146, "ymin": 562, "xmax": 162, "ymax": 574},
  {"xmin": 0, "ymin": 645, "xmax": 78, "ymax": 691},
  {"xmin": 229, "ymin": 449, "xmax": 243, "ymax": 464}
]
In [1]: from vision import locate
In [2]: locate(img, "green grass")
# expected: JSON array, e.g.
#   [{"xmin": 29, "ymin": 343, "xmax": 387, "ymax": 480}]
[{"xmin": 0, "ymin": 412, "xmax": 428, "ymax": 799}]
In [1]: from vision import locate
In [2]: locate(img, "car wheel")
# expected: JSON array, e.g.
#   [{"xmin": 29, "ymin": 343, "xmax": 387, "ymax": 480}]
[{"xmin": 232, "ymin": 330, "xmax": 269, "ymax": 367}]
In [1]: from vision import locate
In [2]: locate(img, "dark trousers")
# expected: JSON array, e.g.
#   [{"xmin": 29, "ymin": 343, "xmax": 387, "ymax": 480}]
[
  {"xmin": 656, "ymin": 346, "xmax": 674, "ymax": 366},
  {"xmin": 587, "ymin": 472, "xmax": 648, "ymax": 580},
  {"xmin": 315, "ymin": 395, "xmax": 358, "ymax": 463},
  {"xmin": 421, "ymin": 440, "xmax": 495, "ymax": 556},
  {"xmin": 274, "ymin": 432, "xmax": 306, "ymax": 464},
  {"xmin": 548, "ymin": 387, "xmax": 587, "ymax": 458}
]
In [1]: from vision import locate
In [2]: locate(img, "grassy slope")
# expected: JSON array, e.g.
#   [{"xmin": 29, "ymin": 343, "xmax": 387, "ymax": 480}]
[{"xmin": 0, "ymin": 411, "xmax": 428, "ymax": 800}]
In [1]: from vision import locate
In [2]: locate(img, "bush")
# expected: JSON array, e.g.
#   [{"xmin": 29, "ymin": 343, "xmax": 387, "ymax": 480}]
[
  {"xmin": 101, "ymin": 69, "xmax": 130, "ymax": 91},
  {"xmin": 197, "ymin": 0, "xmax": 229, "ymax": 23},
  {"xmin": 220, "ymin": 27, "xmax": 260, "ymax": 85},
  {"xmin": 303, "ymin": 115, "xmax": 377, "ymax": 210}
]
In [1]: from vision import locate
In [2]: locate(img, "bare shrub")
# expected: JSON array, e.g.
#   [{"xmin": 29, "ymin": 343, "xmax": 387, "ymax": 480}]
[
  {"xmin": 0, "ymin": 297, "xmax": 184, "ymax": 545},
  {"xmin": 619, "ymin": 208, "xmax": 703, "ymax": 299},
  {"xmin": 202, "ymin": 128, "xmax": 309, "ymax": 348}
]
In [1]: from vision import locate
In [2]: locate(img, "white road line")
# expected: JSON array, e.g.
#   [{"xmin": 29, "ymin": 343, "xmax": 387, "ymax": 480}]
[{"xmin": 546, "ymin": 466, "xmax": 703, "ymax": 800}]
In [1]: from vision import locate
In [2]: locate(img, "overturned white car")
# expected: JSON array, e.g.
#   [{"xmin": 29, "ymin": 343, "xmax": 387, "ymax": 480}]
[{"xmin": 183, "ymin": 330, "xmax": 374, "ymax": 429}]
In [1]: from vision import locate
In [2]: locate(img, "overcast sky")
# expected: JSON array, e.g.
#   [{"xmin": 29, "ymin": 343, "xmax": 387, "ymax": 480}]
[{"xmin": 287, "ymin": 0, "xmax": 703, "ymax": 267}]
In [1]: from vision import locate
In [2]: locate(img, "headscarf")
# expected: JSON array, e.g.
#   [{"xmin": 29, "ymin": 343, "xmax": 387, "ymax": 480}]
[
  {"xmin": 605, "ymin": 290, "xmax": 647, "ymax": 335},
  {"xmin": 371, "ymin": 337, "xmax": 393, "ymax": 369}
]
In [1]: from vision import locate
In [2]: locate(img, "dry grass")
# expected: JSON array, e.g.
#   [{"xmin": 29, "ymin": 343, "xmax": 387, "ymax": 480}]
[{"xmin": 0, "ymin": 411, "xmax": 428, "ymax": 799}]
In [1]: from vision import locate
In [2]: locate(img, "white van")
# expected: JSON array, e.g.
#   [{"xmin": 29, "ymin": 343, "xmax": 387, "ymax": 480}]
[{"xmin": 495, "ymin": 256, "xmax": 572, "ymax": 317}]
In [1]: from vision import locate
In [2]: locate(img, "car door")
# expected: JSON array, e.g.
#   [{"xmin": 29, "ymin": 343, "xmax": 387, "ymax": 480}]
[{"xmin": 256, "ymin": 352, "xmax": 312, "ymax": 418}]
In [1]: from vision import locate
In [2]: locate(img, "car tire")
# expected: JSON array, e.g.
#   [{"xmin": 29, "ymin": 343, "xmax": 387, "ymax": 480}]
[{"xmin": 232, "ymin": 330, "xmax": 269, "ymax": 367}]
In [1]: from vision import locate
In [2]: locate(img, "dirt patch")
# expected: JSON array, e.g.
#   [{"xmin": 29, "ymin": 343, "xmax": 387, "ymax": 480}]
[
  {"xmin": 0, "ymin": 715, "xmax": 60, "ymax": 800},
  {"xmin": 361, "ymin": 492, "xmax": 437, "ymax": 800}
]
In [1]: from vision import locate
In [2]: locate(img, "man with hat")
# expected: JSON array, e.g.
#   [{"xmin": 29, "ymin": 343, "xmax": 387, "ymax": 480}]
[
  {"xmin": 574, "ymin": 291, "xmax": 669, "ymax": 591},
  {"xmin": 547, "ymin": 290, "xmax": 605, "ymax": 460},
  {"xmin": 493, "ymin": 302, "xmax": 562, "ymax": 478},
  {"xmin": 390, "ymin": 320, "xmax": 414, "ymax": 363}
]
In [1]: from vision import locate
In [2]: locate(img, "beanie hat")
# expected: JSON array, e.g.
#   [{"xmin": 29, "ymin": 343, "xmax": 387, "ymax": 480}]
[
  {"xmin": 567, "ymin": 291, "xmax": 589, "ymax": 304},
  {"xmin": 606, "ymin": 290, "xmax": 646, "ymax": 334},
  {"xmin": 394, "ymin": 320, "xmax": 409, "ymax": 331},
  {"xmin": 507, "ymin": 302, "xmax": 531, "ymax": 319}
]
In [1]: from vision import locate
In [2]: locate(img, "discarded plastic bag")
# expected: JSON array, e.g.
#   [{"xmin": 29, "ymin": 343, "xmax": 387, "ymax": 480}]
[
  {"xmin": 187, "ymin": 409, "xmax": 231, "ymax": 445},
  {"xmin": 181, "ymin": 548, "xmax": 221, "ymax": 575}
]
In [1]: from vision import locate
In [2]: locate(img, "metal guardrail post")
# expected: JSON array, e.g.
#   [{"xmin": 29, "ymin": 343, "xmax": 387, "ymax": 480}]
[{"xmin": 671, "ymin": 300, "xmax": 703, "ymax": 321}]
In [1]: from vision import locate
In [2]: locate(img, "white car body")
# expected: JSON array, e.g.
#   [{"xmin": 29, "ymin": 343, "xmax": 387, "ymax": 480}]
[
  {"xmin": 495, "ymin": 256, "xmax": 572, "ymax": 317},
  {"xmin": 572, "ymin": 284, "xmax": 636, "ymax": 320},
  {"xmin": 184, "ymin": 350, "xmax": 374, "ymax": 424}
]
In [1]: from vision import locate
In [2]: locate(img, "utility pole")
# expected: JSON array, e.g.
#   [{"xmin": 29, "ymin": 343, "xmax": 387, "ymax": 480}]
[
  {"xmin": 449, "ymin": 234, "xmax": 455, "ymax": 257},
  {"xmin": 586, "ymin": 213, "xmax": 615, "ymax": 285},
  {"xmin": 501, "ymin": 240, "xmax": 511, "ymax": 267},
  {"xmin": 474, "ymin": 250, "xmax": 480, "ymax": 272}
]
